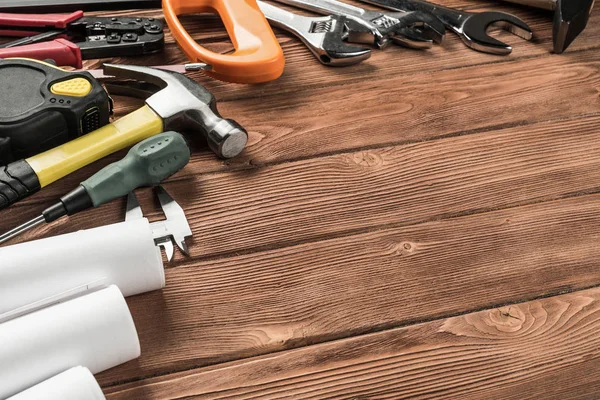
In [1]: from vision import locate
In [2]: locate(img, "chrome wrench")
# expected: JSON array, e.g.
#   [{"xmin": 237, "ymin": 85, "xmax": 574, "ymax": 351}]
[
  {"xmin": 258, "ymin": 1, "xmax": 371, "ymax": 65},
  {"xmin": 359, "ymin": 0, "xmax": 533, "ymax": 54},
  {"xmin": 274, "ymin": 0, "xmax": 446, "ymax": 49}
]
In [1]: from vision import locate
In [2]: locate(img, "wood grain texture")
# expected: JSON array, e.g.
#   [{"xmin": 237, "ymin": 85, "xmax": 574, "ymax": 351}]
[
  {"xmin": 2, "ymin": 6, "xmax": 600, "ymax": 214},
  {"xmin": 7, "ymin": 25, "xmax": 600, "ymax": 217},
  {"xmin": 105, "ymin": 286, "xmax": 600, "ymax": 399},
  {"xmin": 1, "ymin": 2, "xmax": 599, "ymax": 397},
  {"xmin": 95, "ymin": 192, "xmax": 600, "ymax": 386},
  {"xmin": 14, "ymin": 113, "xmax": 600, "ymax": 260}
]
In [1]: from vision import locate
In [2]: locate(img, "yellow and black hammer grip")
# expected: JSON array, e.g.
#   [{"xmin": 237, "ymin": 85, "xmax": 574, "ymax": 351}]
[{"xmin": 0, "ymin": 105, "xmax": 164, "ymax": 211}]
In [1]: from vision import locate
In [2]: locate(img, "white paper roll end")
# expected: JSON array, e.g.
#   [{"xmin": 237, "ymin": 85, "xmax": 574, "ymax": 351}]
[
  {"xmin": 8, "ymin": 366, "xmax": 105, "ymax": 400},
  {"xmin": 0, "ymin": 285, "xmax": 140, "ymax": 398},
  {"xmin": 0, "ymin": 219, "xmax": 166, "ymax": 315}
]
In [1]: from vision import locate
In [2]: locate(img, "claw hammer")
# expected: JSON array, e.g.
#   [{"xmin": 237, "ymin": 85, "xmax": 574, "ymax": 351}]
[{"xmin": 0, "ymin": 63, "xmax": 248, "ymax": 211}]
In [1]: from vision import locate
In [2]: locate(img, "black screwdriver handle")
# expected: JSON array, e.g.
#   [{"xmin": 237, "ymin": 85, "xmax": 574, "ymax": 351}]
[{"xmin": 0, "ymin": 161, "xmax": 41, "ymax": 210}]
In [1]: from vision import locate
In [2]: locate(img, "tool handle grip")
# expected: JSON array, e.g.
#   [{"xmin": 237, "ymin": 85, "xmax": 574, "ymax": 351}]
[
  {"xmin": 162, "ymin": 0, "xmax": 284, "ymax": 83},
  {"xmin": 0, "ymin": 11, "xmax": 83, "ymax": 29},
  {"xmin": 0, "ymin": 161, "xmax": 41, "ymax": 211},
  {"xmin": 0, "ymin": 39, "xmax": 82, "ymax": 68},
  {"xmin": 27, "ymin": 105, "xmax": 164, "ymax": 189},
  {"xmin": 81, "ymin": 131, "xmax": 190, "ymax": 207}
]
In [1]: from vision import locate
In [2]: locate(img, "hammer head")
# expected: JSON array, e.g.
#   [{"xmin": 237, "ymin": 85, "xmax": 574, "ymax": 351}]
[
  {"xmin": 554, "ymin": 0, "xmax": 595, "ymax": 53},
  {"xmin": 103, "ymin": 64, "xmax": 248, "ymax": 158}
]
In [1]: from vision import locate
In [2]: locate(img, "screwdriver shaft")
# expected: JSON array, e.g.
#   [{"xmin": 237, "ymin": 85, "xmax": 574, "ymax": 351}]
[{"xmin": 0, "ymin": 215, "xmax": 45, "ymax": 245}]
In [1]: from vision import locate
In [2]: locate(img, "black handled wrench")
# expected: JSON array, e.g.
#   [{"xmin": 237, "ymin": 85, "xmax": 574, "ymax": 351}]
[
  {"xmin": 274, "ymin": 0, "xmax": 446, "ymax": 49},
  {"xmin": 358, "ymin": 0, "xmax": 533, "ymax": 54}
]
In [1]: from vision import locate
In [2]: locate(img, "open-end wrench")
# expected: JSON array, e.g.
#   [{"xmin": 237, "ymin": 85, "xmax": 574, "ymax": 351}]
[
  {"xmin": 274, "ymin": 0, "xmax": 446, "ymax": 49},
  {"xmin": 258, "ymin": 1, "xmax": 371, "ymax": 65},
  {"xmin": 359, "ymin": 0, "xmax": 533, "ymax": 54}
]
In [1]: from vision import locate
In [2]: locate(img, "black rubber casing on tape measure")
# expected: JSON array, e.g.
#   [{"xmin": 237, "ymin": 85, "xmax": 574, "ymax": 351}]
[{"xmin": 0, "ymin": 58, "xmax": 111, "ymax": 165}]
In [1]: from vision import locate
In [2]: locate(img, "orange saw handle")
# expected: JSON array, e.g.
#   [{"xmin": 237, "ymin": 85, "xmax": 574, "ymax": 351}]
[{"xmin": 163, "ymin": 0, "xmax": 285, "ymax": 84}]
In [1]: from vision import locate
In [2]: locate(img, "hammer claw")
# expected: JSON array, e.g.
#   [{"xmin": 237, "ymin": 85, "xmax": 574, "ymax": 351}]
[{"xmin": 101, "ymin": 64, "xmax": 248, "ymax": 159}]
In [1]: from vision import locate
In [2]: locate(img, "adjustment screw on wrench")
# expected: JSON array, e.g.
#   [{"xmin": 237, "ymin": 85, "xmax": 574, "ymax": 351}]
[
  {"xmin": 357, "ymin": 0, "xmax": 533, "ymax": 54},
  {"xmin": 274, "ymin": 0, "xmax": 446, "ymax": 49},
  {"xmin": 258, "ymin": 0, "xmax": 371, "ymax": 66}
]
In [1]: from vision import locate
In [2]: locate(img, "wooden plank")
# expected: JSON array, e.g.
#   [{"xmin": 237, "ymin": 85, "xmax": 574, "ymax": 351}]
[
  {"xmin": 59, "ymin": 7, "xmax": 600, "ymax": 174},
  {"xmin": 108, "ymin": 8, "xmax": 600, "ymax": 105},
  {"xmin": 1, "ymin": 9, "xmax": 595, "ymax": 216},
  {"xmin": 95, "ymin": 192, "xmax": 600, "ymax": 386},
  {"xmin": 6, "ymin": 45, "xmax": 600, "ymax": 218},
  {"xmin": 14, "ymin": 114, "xmax": 600, "ymax": 257},
  {"xmin": 104, "ymin": 286, "xmax": 600, "ymax": 399}
]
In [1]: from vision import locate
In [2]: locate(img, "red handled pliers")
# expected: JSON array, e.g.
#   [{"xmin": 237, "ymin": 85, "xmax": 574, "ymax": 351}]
[{"xmin": 0, "ymin": 11, "xmax": 165, "ymax": 68}]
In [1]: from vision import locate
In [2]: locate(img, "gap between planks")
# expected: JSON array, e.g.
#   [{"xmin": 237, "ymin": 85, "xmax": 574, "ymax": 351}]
[
  {"xmin": 94, "ymin": 191, "xmax": 600, "ymax": 386},
  {"xmin": 6, "ymin": 112, "xmax": 600, "ymax": 263},
  {"xmin": 103, "ymin": 284, "xmax": 600, "ymax": 399},
  {"xmin": 6, "ymin": 45, "xmax": 600, "ymax": 213}
]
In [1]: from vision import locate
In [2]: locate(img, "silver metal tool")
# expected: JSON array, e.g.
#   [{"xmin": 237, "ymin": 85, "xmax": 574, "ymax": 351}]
[
  {"xmin": 0, "ymin": 132, "xmax": 190, "ymax": 246},
  {"xmin": 358, "ymin": 0, "xmax": 533, "ymax": 54},
  {"xmin": 126, "ymin": 186, "xmax": 192, "ymax": 261},
  {"xmin": 501, "ymin": 0, "xmax": 594, "ymax": 53},
  {"xmin": 274, "ymin": 0, "xmax": 446, "ymax": 49},
  {"xmin": 85, "ymin": 63, "xmax": 213, "ymax": 79},
  {"xmin": 102, "ymin": 64, "xmax": 247, "ymax": 159},
  {"xmin": 258, "ymin": 1, "xmax": 371, "ymax": 66}
]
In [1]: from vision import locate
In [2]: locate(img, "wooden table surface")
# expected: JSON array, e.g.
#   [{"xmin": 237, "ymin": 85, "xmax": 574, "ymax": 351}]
[{"xmin": 4, "ymin": 1, "xmax": 600, "ymax": 398}]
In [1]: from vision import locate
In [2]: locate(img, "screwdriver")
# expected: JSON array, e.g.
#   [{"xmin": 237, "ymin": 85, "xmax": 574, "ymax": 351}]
[{"xmin": 0, "ymin": 131, "xmax": 191, "ymax": 245}]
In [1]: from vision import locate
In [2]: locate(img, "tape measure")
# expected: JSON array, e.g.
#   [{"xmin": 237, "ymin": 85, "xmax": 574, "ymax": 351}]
[{"xmin": 0, "ymin": 58, "xmax": 112, "ymax": 165}]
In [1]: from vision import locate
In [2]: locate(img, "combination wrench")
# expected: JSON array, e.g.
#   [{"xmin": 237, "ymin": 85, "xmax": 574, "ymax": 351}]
[
  {"xmin": 258, "ymin": 1, "xmax": 372, "ymax": 66},
  {"xmin": 358, "ymin": 0, "xmax": 533, "ymax": 54},
  {"xmin": 274, "ymin": 0, "xmax": 446, "ymax": 49}
]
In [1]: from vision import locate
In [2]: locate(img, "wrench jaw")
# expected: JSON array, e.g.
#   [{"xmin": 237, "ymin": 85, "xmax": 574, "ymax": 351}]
[
  {"xmin": 390, "ymin": 11, "xmax": 446, "ymax": 47},
  {"xmin": 343, "ymin": 12, "xmax": 438, "ymax": 49},
  {"xmin": 344, "ymin": 18, "xmax": 391, "ymax": 48},
  {"xmin": 460, "ymin": 12, "xmax": 533, "ymax": 55},
  {"xmin": 312, "ymin": 15, "xmax": 372, "ymax": 65},
  {"xmin": 392, "ymin": 28, "xmax": 434, "ymax": 48},
  {"xmin": 367, "ymin": 11, "xmax": 438, "ymax": 49},
  {"xmin": 321, "ymin": 33, "xmax": 372, "ymax": 65}
]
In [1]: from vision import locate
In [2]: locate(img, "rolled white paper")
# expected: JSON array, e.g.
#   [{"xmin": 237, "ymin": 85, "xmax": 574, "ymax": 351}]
[
  {"xmin": 0, "ymin": 218, "xmax": 164, "ymax": 315},
  {"xmin": 0, "ymin": 285, "xmax": 140, "ymax": 399},
  {"xmin": 8, "ymin": 367, "xmax": 105, "ymax": 400}
]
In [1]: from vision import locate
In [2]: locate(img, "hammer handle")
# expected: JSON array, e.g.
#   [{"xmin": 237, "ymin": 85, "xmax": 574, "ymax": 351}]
[
  {"xmin": 28, "ymin": 105, "xmax": 164, "ymax": 188},
  {"xmin": 0, "ymin": 105, "xmax": 163, "ymax": 211}
]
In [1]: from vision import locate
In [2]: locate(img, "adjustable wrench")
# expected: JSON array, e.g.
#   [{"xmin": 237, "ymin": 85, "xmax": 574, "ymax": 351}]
[
  {"xmin": 358, "ymin": 0, "xmax": 533, "ymax": 54},
  {"xmin": 258, "ymin": 1, "xmax": 371, "ymax": 65},
  {"xmin": 274, "ymin": 0, "xmax": 446, "ymax": 49}
]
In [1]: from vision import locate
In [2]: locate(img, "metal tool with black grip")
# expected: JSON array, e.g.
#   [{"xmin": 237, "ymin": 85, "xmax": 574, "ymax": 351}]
[
  {"xmin": 0, "ymin": 131, "xmax": 191, "ymax": 245},
  {"xmin": 0, "ymin": 58, "xmax": 111, "ymax": 166},
  {"xmin": 0, "ymin": 12, "xmax": 165, "ymax": 68},
  {"xmin": 0, "ymin": 64, "xmax": 247, "ymax": 212}
]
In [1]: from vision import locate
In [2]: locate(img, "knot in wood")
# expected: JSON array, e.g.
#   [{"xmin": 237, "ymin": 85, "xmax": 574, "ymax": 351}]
[
  {"xmin": 349, "ymin": 151, "xmax": 383, "ymax": 170},
  {"xmin": 487, "ymin": 306, "xmax": 526, "ymax": 333}
]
